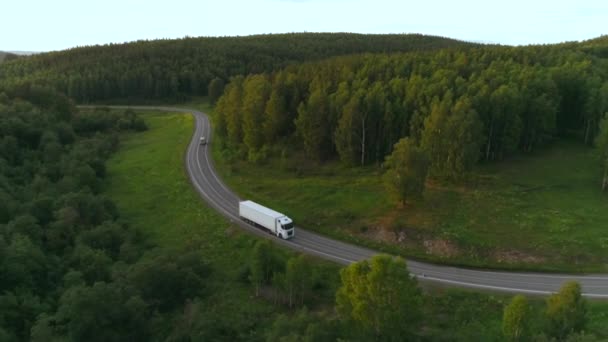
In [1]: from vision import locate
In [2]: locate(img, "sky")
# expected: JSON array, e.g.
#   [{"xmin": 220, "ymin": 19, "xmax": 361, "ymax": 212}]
[{"xmin": 1, "ymin": 0, "xmax": 606, "ymax": 51}]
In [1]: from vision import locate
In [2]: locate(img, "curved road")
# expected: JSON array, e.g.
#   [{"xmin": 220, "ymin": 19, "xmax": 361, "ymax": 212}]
[{"xmin": 96, "ymin": 106, "xmax": 608, "ymax": 298}]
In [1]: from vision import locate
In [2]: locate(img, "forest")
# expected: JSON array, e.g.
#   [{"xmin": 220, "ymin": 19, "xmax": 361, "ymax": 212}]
[
  {"xmin": 0, "ymin": 33, "xmax": 475, "ymax": 103},
  {"xmin": 213, "ymin": 43, "xmax": 608, "ymax": 184},
  {"xmin": 0, "ymin": 85, "xmax": 162, "ymax": 341}
]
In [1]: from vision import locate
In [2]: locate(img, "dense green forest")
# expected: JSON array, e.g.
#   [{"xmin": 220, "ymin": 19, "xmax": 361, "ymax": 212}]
[
  {"xmin": 213, "ymin": 43, "xmax": 608, "ymax": 183},
  {"xmin": 0, "ymin": 86, "xmax": 157, "ymax": 341},
  {"xmin": 0, "ymin": 85, "xmax": 217, "ymax": 341},
  {"xmin": 0, "ymin": 33, "xmax": 475, "ymax": 103}
]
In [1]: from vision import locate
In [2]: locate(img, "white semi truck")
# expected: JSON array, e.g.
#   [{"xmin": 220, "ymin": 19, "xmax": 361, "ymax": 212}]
[{"xmin": 239, "ymin": 200, "xmax": 295, "ymax": 239}]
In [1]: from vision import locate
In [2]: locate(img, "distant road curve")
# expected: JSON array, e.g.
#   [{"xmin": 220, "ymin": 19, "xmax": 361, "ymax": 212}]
[{"xmin": 87, "ymin": 105, "xmax": 608, "ymax": 298}]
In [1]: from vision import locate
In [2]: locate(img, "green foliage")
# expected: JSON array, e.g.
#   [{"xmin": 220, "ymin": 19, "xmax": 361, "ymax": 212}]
[
  {"xmin": 55, "ymin": 282, "xmax": 149, "ymax": 342},
  {"xmin": 295, "ymin": 86, "xmax": 332, "ymax": 161},
  {"xmin": 249, "ymin": 240, "xmax": 283, "ymax": 296},
  {"xmin": 546, "ymin": 281, "xmax": 587, "ymax": 339},
  {"xmin": 336, "ymin": 255, "xmax": 422, "ymax": 340},
  {"xmin": 422, "ymin": 95, "xmax": 483, "ymax": 180},
  {"xmin": 30, "ymin": 313, "xmax": 64, "ymax": 342},
  {"xmin": 74, "ymin": 108, "xmax": 147, "ymax": 135},
  {"xmin": 335, "ymin": 89, "xmax": 366, "ymax": 166},
  {"xmin": 0, "ymin": 290, "xmax": 50, "ymax": 342},
  {"xmin": 77, "ymin": 221, "xmax": 135, "ymax": 260},
  {"xmin": 0, "ymin": 33, "xmax": 474, "ymax": 102},
  {"xmin": 0, "ymin": 51, "xmax": 20, "ymax": 63},
  {"xmin": 207, "ymin": 77, "xmax": 225, "ymax": 104},
  {"xmin": 70, "ymin": 244, "xmax": 112, "ymax": 284},
  {"xmin": 562, "ymin": 331, "xmax": 602, "ymax": 341},
  {"xmin": 265, "ymin": 308, "xmax": 339, "ymax": 342},
  {"xmin": 595, "ymin": 113, "xmax": 608, "ymax": 191},
  {"xmin": 263, "ymin": 78, "xmax": 290, "ymax": 144},
  {"xmin": 214, "ymin": 42, "xmax": 607, "ymax": 169},
  {"xmin": 0, "ymin": 90, "xmax": 215, "ymax": 341},
  {"xmin": 128, "ymin": 251, "xmax": 210, "ymax": 312},
  {"xmin": 216, "ymin": 76, "xmax": 244, "ymax": 145},
  {"xmin": 283, "ymin": 255, "xmax": 313, "ymax": 308},
  {"xmin": 383, "ymin": 137, "xmax": 430, "ymax": 204},
  {"xmin": 503, "ymin": 295, "xmax": 531, "ymax": 341}
]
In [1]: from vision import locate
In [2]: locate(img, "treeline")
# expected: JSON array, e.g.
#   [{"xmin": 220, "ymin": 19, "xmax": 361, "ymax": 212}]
[
  {"xmin": 215, "ymin": 45, "xmax": 608, "ymax": 180},
  {"xmin": 0, "ymin": 33, "xmax": 475, "ymax": 103}
]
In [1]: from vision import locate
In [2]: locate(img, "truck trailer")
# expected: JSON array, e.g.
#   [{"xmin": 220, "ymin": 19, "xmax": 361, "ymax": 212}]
[{"xmin": 239, "ymin": 200, "xmax": 295, "ymax": 239}]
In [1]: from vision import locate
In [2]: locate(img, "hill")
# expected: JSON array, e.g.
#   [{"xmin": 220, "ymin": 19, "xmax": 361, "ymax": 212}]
[
  {"xmin": 0, "ymin": 51, "xmax": 19, "ymax": 63},
  {"xmin": 0, "ymin": 33, "xmax": 477, "ymax": 102},
  {"xmin": 580, "ymin": 35, "xmax": 608, "ymax": 58}
]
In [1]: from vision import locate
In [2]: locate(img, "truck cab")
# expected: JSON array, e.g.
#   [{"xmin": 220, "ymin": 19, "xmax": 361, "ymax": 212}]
[{"xmin": 277, "ymin": 217, "xmax": 295, "ymax": 239}]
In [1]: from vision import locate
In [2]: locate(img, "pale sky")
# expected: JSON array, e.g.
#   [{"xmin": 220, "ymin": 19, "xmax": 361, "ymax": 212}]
[{"xmin": 1, "ymin": 0, "xmax": 606, "ymax": 51}]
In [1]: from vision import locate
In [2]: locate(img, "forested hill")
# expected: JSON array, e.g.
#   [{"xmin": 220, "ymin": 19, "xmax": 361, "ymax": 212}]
[
  {"xmin": 580, "ymin": 35, "xmax": 608, "ymax": 58},
  {"xmin": 0, "ymin": 33, "xmax": 476, "ymax": 102},
  {"xmin": 0, "ymin": 52, "xmax": 19, "ymax": 63}
]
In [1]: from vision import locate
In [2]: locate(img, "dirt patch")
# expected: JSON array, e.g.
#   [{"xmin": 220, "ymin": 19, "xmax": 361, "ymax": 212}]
[
  {"xmin": 492, "ymin": 249, "xmax": 546, "ymax": 264},
  {"xmin": 423, "ymin": 239, "xmax": 461, "ymax": 258},
  {"xmin": 361, "ymin": 211, "xmax": 437, "ymax": 250},
  {"xmin": 362, "ymin": 225, "xmax": 400, "ymax": 244}
]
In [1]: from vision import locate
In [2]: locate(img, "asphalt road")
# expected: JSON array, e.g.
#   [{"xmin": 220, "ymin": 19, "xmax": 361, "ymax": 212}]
[{"xmin": 94, "ymin": 106, "xmax": 608, "ymax": 298}]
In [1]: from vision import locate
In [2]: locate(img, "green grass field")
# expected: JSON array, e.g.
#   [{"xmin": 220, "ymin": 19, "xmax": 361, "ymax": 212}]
[{"xmin": 211, "ymin": 126, "xmax": 608, "ymax": 272}]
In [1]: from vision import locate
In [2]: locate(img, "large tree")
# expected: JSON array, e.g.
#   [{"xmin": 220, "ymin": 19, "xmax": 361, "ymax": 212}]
[
  {"xmin": 249, "ymin": 240, "xmax": 281, "ymax": 296},
  {"xmin": 336, "ymin": 255, "xmax": 422, "ymax": 340},
  {"xmin": 295, "ymin": 85, "xmax": 331, "ymax": 161},
  {"xmin": 263, "ymin": 81, "xmax": 289, "ymax": 143},
  {"xmin": 217, "ymin": 76, "xmax": 245, "ymax": 146},
  {"xmin": 383, "ymin": 137, "xmax": 430, "ymax": 205},
  {"xmin": 335, "ymin": 92, "xmax": 364, "ymax": 166},
  {"xmin": 284, "ymin": 255, "xmax": 313, "ymax": 308},
  {"xmin": 242, "ymin": 74, "xmax": 272, "ymax": 156},
  {"xmin": 422, "ymin": 94, "xmax": 482, "ymax": 181},
  {"xmin": 443, "ymin": 96, "xmax": 483, "ymax": 180}
]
